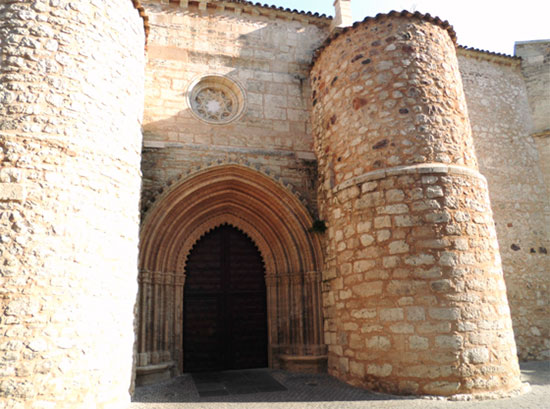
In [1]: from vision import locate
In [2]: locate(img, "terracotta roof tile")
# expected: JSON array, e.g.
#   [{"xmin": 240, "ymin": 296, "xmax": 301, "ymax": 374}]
[
  {"xmin": 313, "ymin": 10, "xmax": 457, "ymax": 64},
  {"xmin": 458, "ymin": 45, "xmax": 520, "ymax": 61},
  {"xmin": 131, "ymin": 0, "xmax": 150, "ymax": 42},
  {"xmin": 213, "ymin": 0, "xmax": 332, "ymax": 19},
  {"xmin": 135, "ymin": 3, "xmax": 519, "ymax": 64}
]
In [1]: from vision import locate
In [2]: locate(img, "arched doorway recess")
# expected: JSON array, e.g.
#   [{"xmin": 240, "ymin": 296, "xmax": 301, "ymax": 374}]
[
  {"xmin": 137, "ymin": 164, "xmax": 326, "ymax": 380},
  {"xmin": 184, "ymin": 224, "xmax": 267, "ymax": 372}
]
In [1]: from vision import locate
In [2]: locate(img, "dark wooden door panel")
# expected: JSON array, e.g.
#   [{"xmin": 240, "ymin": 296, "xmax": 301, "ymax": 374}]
[
  {"xmin": 231, "ymin": 294, "xmax": 268, "ymax": 369},
  {"xmin": 185, "ymin": 230, "xmax": 223, "ymax": 293},
  {"xmin": 184, "ymin": 225, "xmax": 267, "ymax": 372},
  {"xmin": 184, "ymin": 295, "xmax": 223, "ymax": 371}
]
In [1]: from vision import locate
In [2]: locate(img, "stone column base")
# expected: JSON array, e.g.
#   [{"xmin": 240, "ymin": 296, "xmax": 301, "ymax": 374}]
[
  {"xmin": 279, "ymin": 355, "xmax": 328, "ymax": 373},
  {"xmin": 136, "ymin": 361, "xmax": 176, "ymax": 386}
]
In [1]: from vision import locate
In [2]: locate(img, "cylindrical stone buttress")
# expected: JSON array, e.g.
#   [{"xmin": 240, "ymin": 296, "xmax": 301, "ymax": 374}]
[
  {"xmin": 0, "ymin": 1, "xmax": 145, "ymax": 408},
  {"xmin": 311, "ymin": 12, "xmax": 523, "ymax": 397}
]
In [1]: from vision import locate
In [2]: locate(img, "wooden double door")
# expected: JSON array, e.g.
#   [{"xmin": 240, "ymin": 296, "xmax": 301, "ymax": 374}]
[{"xmin": 183, "ymin": 225, "xmax": 268, "ymax": 372}]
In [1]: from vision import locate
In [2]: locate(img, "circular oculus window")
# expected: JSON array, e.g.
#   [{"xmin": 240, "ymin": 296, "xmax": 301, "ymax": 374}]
[{"xmin": 188, "ymin": 75, "xmax": 246, "ymax": 125}]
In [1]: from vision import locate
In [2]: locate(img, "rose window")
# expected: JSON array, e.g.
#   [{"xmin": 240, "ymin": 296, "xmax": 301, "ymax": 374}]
[
  {"xmin": 194, "ymin": 88, "xmax": 234, "ymax": 122},
  {"xmin": 188, "ymin": 75, "xmax": 246, "ymax": 124}
]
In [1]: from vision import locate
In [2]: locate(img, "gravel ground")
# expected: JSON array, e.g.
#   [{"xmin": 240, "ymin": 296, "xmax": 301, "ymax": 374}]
[{"xmin": 130, "ymin": 361, "xmax": 550, "ymax": 409}]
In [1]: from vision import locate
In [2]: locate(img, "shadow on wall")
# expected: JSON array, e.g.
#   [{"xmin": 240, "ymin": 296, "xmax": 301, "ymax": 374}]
[
  {"xmin": 140, "ymin": 18, "xmax": 324, "ymax": 219},
  {"xmin": 135, "ymin": 7, "xmax": 330, "ymax": 381}
]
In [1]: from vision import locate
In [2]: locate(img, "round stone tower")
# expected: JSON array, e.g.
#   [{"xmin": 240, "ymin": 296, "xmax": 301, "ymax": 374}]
[
  {"xmin": 311, "ymin": 11, "xmax": 523, "ymax": 396},
  {"xmin": 0, "ymin": 1, "xmax": 146, "ymax": 408}
]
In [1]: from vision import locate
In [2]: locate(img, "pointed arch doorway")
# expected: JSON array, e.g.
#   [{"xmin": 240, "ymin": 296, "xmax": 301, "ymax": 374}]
[
  {"xmin": 184, "ymin": 224, "xmax": 268, "ymax": 372},
  {"xmin": 137, "ymin": 164, "xmax": 327, "ymax": 382}
]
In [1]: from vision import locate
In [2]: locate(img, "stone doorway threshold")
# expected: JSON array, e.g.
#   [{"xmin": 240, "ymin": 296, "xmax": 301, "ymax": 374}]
[{"xmin": 191, "ymin": 369, "xmax": 287, "ymax": 397}]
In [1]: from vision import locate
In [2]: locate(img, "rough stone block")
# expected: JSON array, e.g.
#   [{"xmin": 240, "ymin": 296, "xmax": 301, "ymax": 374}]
[
  {"xmin": 352, "ymin": 281, "xmax": 383, "ymax": 298},
  {"xmin": 366, "ymin": 363, "xmax": 392, "ymax": 377},
  {"xmin": 380, "ymin": 308, "xmax": 404, "ymax": 321},
  {"xmin": 0, "ymin": 184, "xmax": 26, "ymax": 202},
  {"xmin": 409, "ymin": 336, "xmax": 429, "ymax": 350},
  {"xmin": 365, "ymin": 336, "xmax": 391, "ymax": 350}
]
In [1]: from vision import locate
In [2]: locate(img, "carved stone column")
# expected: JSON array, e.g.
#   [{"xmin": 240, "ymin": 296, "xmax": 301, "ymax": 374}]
[
  {"xmin": 279, "ymin": 271, "xmax": 327, "ymax": 372},
  {"xmin": 265, "ymin": 273, "xmax": 279, "ymax": 368},
  {"xmin": 136, "ymin": 270, "xmax": 180, "ymax": 385}
]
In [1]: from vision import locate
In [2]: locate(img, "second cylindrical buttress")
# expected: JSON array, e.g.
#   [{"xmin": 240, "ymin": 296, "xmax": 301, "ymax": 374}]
[{"xmin": 311, "ymin": 12, "xmax": 522, "ymax": 397}]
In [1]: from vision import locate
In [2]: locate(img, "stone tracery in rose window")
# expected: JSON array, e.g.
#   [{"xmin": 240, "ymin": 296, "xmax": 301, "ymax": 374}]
[
  {"xmin": 193, "ymin": 87, "xmax": 234, "ymax": 122},
  {"xmin": 188, "ymin": 75, "xmax": 245, "ymax": 124}
]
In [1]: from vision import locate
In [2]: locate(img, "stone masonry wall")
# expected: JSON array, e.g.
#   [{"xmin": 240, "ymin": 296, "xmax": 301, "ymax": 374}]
[
  {"xmin": 514, "ymin": 42, "xmax": 550, "ymax": 236},
  {"xmin": 311, "ymin": 13, "xmax": 522, "ymax": 396},
  {"xmin": 0, "ymin": 1, "xmax": 145, "ymax": 408},
  {"xmin": 140, "ymin": 0, "xmax": 331, "ymax": 218},
  {"xmin": 514, "ymin": 41, "xmax": 550, "ymax": 135},
  {"xmin": 459, "ymin": 51, "xmax": 550, "ymax": 360}
]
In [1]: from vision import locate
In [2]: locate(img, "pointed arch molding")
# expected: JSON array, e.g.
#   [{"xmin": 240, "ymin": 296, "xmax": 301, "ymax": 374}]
[
  {"xmin": 140, "ymin": 164, "xmax": 322, "ymax": 275},
  {"xmin": 137, "ymin": 164, "xmax": 327, "ymax": 377}
]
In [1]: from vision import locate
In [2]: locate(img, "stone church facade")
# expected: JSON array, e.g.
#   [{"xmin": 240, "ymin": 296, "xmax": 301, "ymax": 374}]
[{"xmin": 0, "ymin": 0, "xmax": 548, "ymax": 408}]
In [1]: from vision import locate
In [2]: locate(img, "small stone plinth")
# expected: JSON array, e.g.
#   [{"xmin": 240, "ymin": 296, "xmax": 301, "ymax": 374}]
[
  {"xmin": 280, "ymin": 355, "xmax": 328, "ymax": 373},
  {"xmin": 136, "ymin": 362, "xmax": 176, "ymax": 386}
]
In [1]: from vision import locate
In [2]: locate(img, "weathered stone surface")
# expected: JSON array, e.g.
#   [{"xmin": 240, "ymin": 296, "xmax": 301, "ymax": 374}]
[
  {"xmin": 459, "ymin": 47, "xmax": 550, "ymax": 362},
  {"xmin": 311, "ymin": 13, "xmax": 522, "ymax": 397},
  {"xmin": 0, "ymin": 184, "xmax": 26, "ymax": 202},
  {"xmin": 0, "ymin": 0, "xmax": 547, "ymax": 405},
  {"xmin": 0, "ymin": 1, "xmax": 145, "ymax": 407}
]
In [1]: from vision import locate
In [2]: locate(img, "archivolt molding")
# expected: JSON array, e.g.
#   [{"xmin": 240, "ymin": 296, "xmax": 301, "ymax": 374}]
[
  {"xmin": 141, "ymin": 159, "xmax": 309, "ymax": 216},
  {"xmin": 139, "ymin": 163, "xmax": 323, "ymax": 277},
  {"xmin": 137, "ymin": 164, "xmax": 326, "ymax": 373},
  {"xmin": 173, "ymin": 215, "xmax": 277, "ymax": 274}
]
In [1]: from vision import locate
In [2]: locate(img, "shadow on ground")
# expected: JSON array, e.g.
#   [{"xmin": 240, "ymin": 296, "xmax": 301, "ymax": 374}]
[
  {"xmin": 520, "ymin": 361, "xmax": 550, "ymax": 386},
  {"xmin": 133, "ymin": 362, "xmax": 550, "ymax": 404},
  {"xmin": 133, "ymin": 368, "xmax": 411, "ymax": 403}
]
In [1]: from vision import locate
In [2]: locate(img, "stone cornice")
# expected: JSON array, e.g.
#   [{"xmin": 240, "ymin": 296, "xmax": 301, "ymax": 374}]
[{"xmin": 333, "ymin": 163, "xmax": 487, "ymax": 193}]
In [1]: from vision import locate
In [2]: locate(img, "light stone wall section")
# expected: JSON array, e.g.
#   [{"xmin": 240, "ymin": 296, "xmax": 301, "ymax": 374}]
[
  {"xmin": 0, "ymin": 1, "xmax": 145, "ymax": 408},
  {"xmin": 459, "ymin": 51, "xmax": 550, "ymax": 360},
  {"xmin": 311, "ymin": 13, "xmax": 522, "ymax": 396},
  {"xmin": 514, "ymin": 41, "xmax": 550, "ymax": 135},
  {"xmin": 532, "ymin": 136, "xmax": 550, "ymax": 201},
  {"xmin": 514, "ymin": 41, "xmax": 550, "ymax": 229},
  {"xmin": 140, "ymin": 0, "xmax": 331, "ymax": 217}
]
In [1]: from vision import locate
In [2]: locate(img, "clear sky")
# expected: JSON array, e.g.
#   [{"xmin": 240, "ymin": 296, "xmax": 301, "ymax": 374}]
[{"xmin": 265, "ymin": 0, "xmax": 550, "ymax": 55}]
